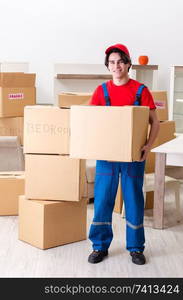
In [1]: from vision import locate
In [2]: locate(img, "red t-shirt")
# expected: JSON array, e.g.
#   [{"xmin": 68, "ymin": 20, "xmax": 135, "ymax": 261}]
[{"xmin": 89, "ymin": 79, "xmax": 156, "ymax": 109}]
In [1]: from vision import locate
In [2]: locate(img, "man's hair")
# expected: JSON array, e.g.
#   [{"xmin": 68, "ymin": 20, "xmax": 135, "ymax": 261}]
[{"xmin": 105, "ymin": 48, "xmax": 132, "ymax": 71}]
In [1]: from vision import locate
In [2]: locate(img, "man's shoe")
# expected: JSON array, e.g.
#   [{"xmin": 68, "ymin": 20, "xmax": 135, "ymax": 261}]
[
  {"xmin": 88, "ymin": 250, "xmax": 108, "ymax": 264},
  {"xmin": 130, "ymin": 251, "xmax": 146, "ymax": 265}
]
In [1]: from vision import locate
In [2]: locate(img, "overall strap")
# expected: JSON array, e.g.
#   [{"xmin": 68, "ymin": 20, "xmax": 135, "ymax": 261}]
[
  {"xmin": 102, "ymin": 82, "xmax": 111, "ymax": 106},
  {"xmin": 134, "ymin": 84, "xmax": 146, "ymax": 106}
]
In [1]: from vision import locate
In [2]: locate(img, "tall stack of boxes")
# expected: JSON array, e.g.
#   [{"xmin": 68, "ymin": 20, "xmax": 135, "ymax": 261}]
[
  {"xmin": 19, "ymin": 101, "xmax": 90, "ymax": 249},
  {"xmin": 0, "ymin": 72, "xmax": 36, "ymax": 215}
]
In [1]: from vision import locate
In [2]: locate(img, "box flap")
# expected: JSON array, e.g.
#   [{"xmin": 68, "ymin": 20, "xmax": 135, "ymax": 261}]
[{"xmin": 0, "ymin": 73, "xmax": 36, "ymax": 87}]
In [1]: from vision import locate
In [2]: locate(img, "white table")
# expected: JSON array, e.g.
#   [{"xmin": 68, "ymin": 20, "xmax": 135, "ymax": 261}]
[{"xmin": 151, "ymin": 135, "xmax": 183, "ymax": 229}]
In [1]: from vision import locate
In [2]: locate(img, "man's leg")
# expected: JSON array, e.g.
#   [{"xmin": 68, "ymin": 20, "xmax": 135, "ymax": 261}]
[
  {"xmin": 89, "ymin": 160, "xmax": 119, "ymax": 252},
  {"xmin": 121, "ymin": 161, "xmax": 146, "ymax": 264}
]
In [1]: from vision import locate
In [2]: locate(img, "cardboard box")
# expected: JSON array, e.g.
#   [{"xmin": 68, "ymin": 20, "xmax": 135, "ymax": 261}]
[
  {"xmin": 145, "ymin": 191, "xmax": 154, "ymax": 209},
  {"xmin": 24, "ymin": 106, "xmax": 70, "ymax": 154},
  {"xmin": 0, "ymin": 72, "xmax": 35, "ymax": 87},
  {"xmin": 58, "ymin": 92, "xmax": 92, "ymax": 108},
  {"xmin": 0, "ymin": 73, "xmax": 36, "ymax": 117},
  {"xmin": 18, "ymin": 195, "xmax": 87, "ymax": 249},
  {"xmin": 151, "ymin": 91, "xmax": 168, "ymax": 121},
  {"xmin": 145, "ymin": 120, "xmax": 175, "ymax": 173},
  {"xmin": 70, "ymin": 105, "xmax": 149, "ymax": 162},
  {"xmin": 0, "ymin": 116, "xmax": 23, "ymax": 145},
  {"xmin": 113, "ymin": 180, "xmax": 123, "ymax": 214},
  {"xmin": 144, "ymin": 120, "xmax": 176, "ymax": 209},
  {"xmin": 0, "ymin": 171, "xmax": 25, "ymax": 215},
  {"xmin": 25, "ymin": 154, "xmax": 85, "ymax": 201}
]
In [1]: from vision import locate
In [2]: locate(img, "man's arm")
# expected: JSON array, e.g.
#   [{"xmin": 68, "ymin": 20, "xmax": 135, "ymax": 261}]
[{"xmin": 139, "ymin": 109, "xmax": 160, "ymax": 161}]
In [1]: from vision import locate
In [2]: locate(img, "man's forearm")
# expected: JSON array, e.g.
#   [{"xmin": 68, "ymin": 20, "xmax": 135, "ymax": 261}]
[{"xmin": 146, "ymin": 120, "xmax": 160, "ymax": 149}]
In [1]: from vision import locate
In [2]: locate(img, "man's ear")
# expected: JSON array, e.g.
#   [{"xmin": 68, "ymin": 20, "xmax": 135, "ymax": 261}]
[{"xmin": 128, "ymin": 63, "xmax": 132, "ymax": 72}]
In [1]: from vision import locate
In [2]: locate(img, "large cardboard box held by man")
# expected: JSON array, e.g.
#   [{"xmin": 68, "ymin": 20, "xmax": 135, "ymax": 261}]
[
  {"xmin": 151, "ymin": 91, "xmax": 168, "ymax": 121},
  {"xmin": 58, "ymin": 92, "xmax": 92, "ymax": 108},
  {"xmin": 0, "ymin": 116, "xmax": 23, "ymax": 145},
  {"xmin": 70, "ymin": 105, "xmax": 149, "ymax": 162},
  {"xmin": 25, "ymin": 154, "xmax": 85, "ymax": 201},
  {"xmin": 0, "ymin": 171, "xmax": 25, "ymax": 215},
  {"xmin": 24, "ymin": 106, "xmax": 70, "ymax": 154},
  {"xmin": 0, "ymin": 72, "xmax": 36, "ymax": 117},
  {"xmin": 18, "ymin": 196, "xmax": 87, "ymax": 249}
]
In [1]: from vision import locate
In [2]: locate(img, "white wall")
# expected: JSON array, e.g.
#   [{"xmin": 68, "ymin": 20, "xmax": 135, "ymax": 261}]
[{"xmin": 0, "ymin": 0, "xmax": 183, "ymax": 103}]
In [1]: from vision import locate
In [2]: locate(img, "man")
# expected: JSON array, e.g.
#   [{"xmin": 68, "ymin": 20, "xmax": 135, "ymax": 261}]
[{"xmin": 88, "ymin": 43, "xmax": 160, "ymax": 265}]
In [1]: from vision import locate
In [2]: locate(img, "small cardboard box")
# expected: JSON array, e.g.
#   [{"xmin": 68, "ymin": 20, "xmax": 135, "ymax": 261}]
[
  {"xmin": 58, "ymin": 92, "xmax": 92, "ymax": 108},
  {"xmin": 18, "ymin": 195, "xmax": 87, "ymax": 249},
  {"xmin": 70, "ymin": 105, "xmax": 149, "ymax": 162},
  {"xmin": 25, "ymin": 154, "xmax": 85, "ymax": 201},
  {"xmin": 151, "ymin": 91, "xmax": 168, "ymax": 121},
  {"xmin": 0, "ymin": 73, "xmax": 36, "ymax": 117},
  {"xmin": 0, "ymin": 171, "xmax": 25, "ymax": 215},
  {"xmin": 24, "ymin": 106, "xmax": 70, "ymax": 154},
  {"xmin": 0, "ymin": 116, "xmax": 23, "ymax": 145}
]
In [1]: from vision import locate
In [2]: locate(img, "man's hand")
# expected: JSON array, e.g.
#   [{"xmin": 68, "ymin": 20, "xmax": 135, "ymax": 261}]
[{"xmin": 139, "ymin": 144, "xmax": 151, "ymax": 161}]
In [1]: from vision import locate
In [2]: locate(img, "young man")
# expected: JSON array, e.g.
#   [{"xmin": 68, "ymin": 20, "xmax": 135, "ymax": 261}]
[{"xmin": 88, "ymin": 43, "xmax": 160, "ymax": 265}]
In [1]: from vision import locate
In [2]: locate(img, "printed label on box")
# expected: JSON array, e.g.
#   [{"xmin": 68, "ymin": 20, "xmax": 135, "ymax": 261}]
[
  {"xmin": 155, "ymin": 100, "xmax": 165, "ymax": 109},
  {"xmin": 25, "ymin": 122, "xmax": 71, "ymax": 136},
  {"xmin": 8, "ymin": 93, "xmax": 24, "ymax": 100}
]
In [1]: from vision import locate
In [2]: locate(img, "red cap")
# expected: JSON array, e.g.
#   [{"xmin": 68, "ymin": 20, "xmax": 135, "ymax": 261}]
[{"xmin": 105, "ymin": 43, "xmax": 130, "ymax": 58}]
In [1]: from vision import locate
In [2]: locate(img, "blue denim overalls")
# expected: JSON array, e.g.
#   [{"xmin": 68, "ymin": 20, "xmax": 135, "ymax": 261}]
[{"xmin": 88, "ymin": 83, "xmax": 146, "ymax": 253}]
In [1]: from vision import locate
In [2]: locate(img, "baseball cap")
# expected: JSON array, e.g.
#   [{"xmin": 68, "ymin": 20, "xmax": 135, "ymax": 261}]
[{"xmin": 105, "ymin": 44, "xmax": 130, "ymax": 58}]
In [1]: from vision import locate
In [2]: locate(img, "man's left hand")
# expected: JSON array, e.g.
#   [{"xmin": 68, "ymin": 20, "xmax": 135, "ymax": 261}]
[{"xmin": 139, "ymin": 144, "xmax": 151, "ymax": 161}]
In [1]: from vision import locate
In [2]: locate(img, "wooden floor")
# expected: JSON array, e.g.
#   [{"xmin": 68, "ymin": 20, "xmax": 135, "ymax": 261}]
[{"xmin": 0, "ymin": 186, "xmax": 183, "ymax": 278}]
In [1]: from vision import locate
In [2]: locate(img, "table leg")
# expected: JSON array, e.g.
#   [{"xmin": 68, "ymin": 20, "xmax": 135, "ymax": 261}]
[{"xmin": 153, "ymin": 153, "xmax": 166, "ymax": 229}]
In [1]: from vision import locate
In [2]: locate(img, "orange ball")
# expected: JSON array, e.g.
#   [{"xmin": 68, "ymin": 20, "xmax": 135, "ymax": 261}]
[{"xmin": 138, "ymin": 55, "xmax": 149, "ymax": 65}]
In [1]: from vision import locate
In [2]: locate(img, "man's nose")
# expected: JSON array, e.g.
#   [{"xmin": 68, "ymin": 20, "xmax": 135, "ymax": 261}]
[{"xmin": 114, "ymin": 62, "xmax": 120, "ymax": 68}]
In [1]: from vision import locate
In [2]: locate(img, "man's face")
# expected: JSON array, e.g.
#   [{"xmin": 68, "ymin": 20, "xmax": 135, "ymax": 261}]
[{"xmin": 108, "ymin": 52, "xmax": 130, "ymax": 80}]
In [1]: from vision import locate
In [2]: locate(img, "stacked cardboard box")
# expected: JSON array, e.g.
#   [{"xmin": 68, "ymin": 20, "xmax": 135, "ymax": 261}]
[
  {"xmin": 0, "ymin": 117, "xmax": 24, "ymax": 145},
  {"xmin": 0, "ymin": 72, "xmax": 36, "ymax": 145},
  {"xmin": 58, "ymin": 92, "xmax": 92, "ymax": 108},
  {"xmin": 0, "ymin": 171, "xmax": 25, "ymax": 215},
  {"xmin": 19, "ymin": 104, "xmax": 87, "ymax": 249},
  {"xmin": 19, "ymin": 195, "xmax": 87, "ymax": 249},
  {"xmin": 58, "ymin": 93, "xmax": 94, "ymax": 202},
  {"xmin": 0, "ymin": 73, "xmax": 35, "ymax": 214}
]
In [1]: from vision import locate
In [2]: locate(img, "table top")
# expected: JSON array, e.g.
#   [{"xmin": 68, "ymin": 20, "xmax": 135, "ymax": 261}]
[{"xmin": 151, "ymin": 135, "xmax": 183, "ymax": 154}]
